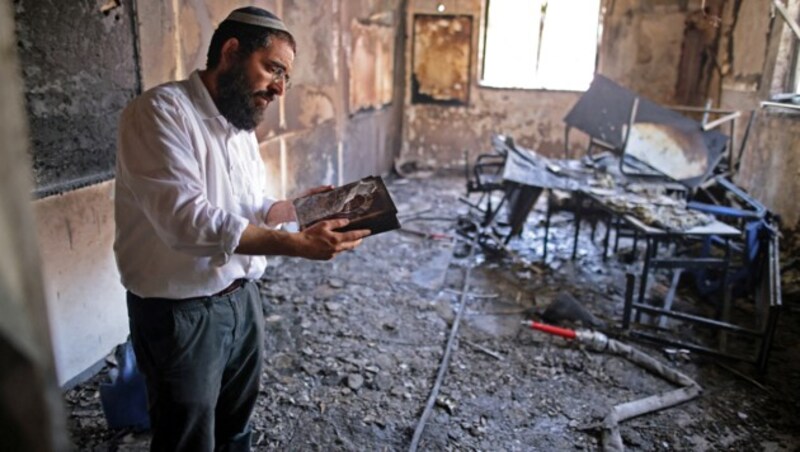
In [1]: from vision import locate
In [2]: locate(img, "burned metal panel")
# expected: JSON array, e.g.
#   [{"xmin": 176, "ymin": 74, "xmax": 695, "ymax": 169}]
[
  {"xmin": 564, "ymin": 74, "xmax": 727, "ymax": 187},
  {"xmin": 349, "ymin": 19, "xmax": 396, "ymax": 114},
  {"xmin": 283, "ymin": 122, "xmax": 338, "ymax": 197},
  {"xmin": 626, "ymin": 123, "xmax": 710, "ymax": 181},
  {"xmin": 15, "ymin": 0, "xmax": 139, "ymax": 196},
  {"xmin": 255, "ymin": 0, "xmax": 403, "ymax": 193},
  {"xmin": 339, "ymin": 0, "xmax": 405, "ymax": 178},
  {"xmin": 411, "ymin": 14, "xmax": 472, "ymax": 105}
]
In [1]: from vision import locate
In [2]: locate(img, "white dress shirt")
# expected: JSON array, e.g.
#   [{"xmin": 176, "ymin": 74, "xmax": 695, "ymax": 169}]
[{"xmin": 114, "ymin": 70, "xmax": 274, "ymax": 299}]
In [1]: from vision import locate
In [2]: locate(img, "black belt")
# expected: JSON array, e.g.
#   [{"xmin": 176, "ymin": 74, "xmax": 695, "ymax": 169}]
[{"xmin": 214, "ymin": 278, "xmax": 247, "ymax": 297}]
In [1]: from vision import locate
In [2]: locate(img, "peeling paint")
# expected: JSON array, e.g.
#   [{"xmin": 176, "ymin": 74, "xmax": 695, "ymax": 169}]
[{"xmin": 349, "ymin": 19, "xmax": 395, "ymax": 113}]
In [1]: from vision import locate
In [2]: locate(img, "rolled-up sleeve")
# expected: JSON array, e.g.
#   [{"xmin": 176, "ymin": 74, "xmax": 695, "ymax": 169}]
[
  {"xmin": 117, "ymin": 95, "xmax": 248, "ymax": 263},
  {"xmin": 257, "ymin": 198, "xmax": 277, "ymax": 228}
]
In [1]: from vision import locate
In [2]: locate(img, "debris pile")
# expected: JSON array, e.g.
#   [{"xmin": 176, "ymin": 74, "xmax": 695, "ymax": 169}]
[{"xmin": 63, "ymin": 174, "xmax": 800, "ymax": 451}]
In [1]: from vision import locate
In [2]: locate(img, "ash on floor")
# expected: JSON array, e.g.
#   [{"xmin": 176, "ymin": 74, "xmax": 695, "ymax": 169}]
[{"xmin": 65, "ymin": 174, "xmax": 800, "ymax": 451}]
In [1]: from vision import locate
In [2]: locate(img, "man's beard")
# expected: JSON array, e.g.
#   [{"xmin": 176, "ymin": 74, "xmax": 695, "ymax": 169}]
[{"xmin": 216, "ymin": 62, "xmax": 275, "ymax": 131}]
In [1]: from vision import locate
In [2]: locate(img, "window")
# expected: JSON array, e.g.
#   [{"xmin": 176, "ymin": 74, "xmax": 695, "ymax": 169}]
[{"xmin": 481, "ymin": 0, "xmax": 602, "ymax": 91}]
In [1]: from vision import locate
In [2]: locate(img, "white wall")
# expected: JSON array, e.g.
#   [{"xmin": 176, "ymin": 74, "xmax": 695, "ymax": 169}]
[{"xmin": 34, "ymin": 181, "xmax": 128, "ymax": 385}]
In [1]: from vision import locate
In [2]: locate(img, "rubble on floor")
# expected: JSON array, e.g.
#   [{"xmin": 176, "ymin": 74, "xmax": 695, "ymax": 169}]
[{"xmin": 64, "ymin": 174, "xmax": 800, "ymax": 451}]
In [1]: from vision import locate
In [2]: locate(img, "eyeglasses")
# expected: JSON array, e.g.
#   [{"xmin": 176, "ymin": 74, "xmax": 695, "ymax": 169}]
[{"xmin": 266, "ymin": 62, "xmax": 292, "ymax": 90}]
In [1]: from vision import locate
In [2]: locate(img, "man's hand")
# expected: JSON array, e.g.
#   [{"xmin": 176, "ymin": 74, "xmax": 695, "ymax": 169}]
[
  {"xmin": 295, "ymin": 218, "xmax": 370, "ymax": 260},
  {"xmin": 236, "ymin": 218, "xmax": 369, "ymax": 259},
  {"xmin": 265, "ymin": 185, "xmax": 335, "ymax": 226}
]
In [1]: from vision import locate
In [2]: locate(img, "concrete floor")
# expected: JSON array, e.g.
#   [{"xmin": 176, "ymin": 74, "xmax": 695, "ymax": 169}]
[{"xmin": 65, "ymin": 173, "xmax": 800, "ymax": 451}]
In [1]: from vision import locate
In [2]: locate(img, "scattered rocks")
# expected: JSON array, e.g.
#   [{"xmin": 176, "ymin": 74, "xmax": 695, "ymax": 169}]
[
  {"xmin": 63, "ymin": 175, "xmax": 800, "ymax": 451},
  {"xmin": 347, "ymin": 373, "xmax": 364, "ymax": 391}
]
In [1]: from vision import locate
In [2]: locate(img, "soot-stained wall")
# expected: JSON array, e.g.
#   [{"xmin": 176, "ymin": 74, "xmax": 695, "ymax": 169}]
[
  {"xmin": 718, "ymin": 0, "xmax": 800, "ymax": 230},
  {"xmin": 402, "ymin": 0, "xmax": 743, "ymax": 166},
  {"xmin": 15, "ymin": 0, "xmax": 139, "ymax": 197},
  {"xmin": 401, "ymin": 0, "xmax": 586, "ymax": 165},
  {"xmin": 18, "ymin": 0, "xmax": 406, "ymax": 384},
  {"xmin": 137, "ymin": 0, "xmax": 405, "ymax": 196}
]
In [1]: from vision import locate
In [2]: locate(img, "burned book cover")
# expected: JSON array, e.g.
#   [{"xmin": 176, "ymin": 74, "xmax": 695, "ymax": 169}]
[{"xmin": 292, "ymin": 176, "xmax": 400, "ymax": 235}]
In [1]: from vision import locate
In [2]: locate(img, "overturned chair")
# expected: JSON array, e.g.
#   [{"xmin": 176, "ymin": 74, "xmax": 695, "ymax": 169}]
[
  {"xmin": 462, "ymin": 133, "xmax": 510, "ymax": 228},
  {"xmin": 460, "ymin": 134, "xmax": 543, "ymax": 247}
]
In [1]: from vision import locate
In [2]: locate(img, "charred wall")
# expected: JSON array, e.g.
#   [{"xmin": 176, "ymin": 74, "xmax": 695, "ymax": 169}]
[
  {"xmin": 598, "ymin": 0, "xmax": 695, "ymax": 106},
  {"xmin": 0, "ymin": 0, "xmax": 68, "ymax": 445},
  {"xmin": 18, "ymin": 0, "xmax": 406, "ymax": 384},
  {"xmin": 401, "ymin": 0, "xmax": 800, "ymax": 231},
  {"xmin": 599, "ymin": 0, "xmax": 800, "ymax": 229},
  {"xmin": 16, "ymin": 0, "xmax": 800, "ymax": 386},
  {"xmin": 402, "ymin": 0, "xmax": 583, "ymax": 165},
  {"xmin": 736, "ymin": 113, "xmax": 800, "ymax": 228},
  {"xmin": 15, "ymin": 0, "xmax": 139, "ymax": 196},
  {"xmin": 718, "ymin": 0, "xmax": 800, "ymax": 229},
  {"xmin": 402, "ymin": 0, "xmax": 710, "ymax": 166},
  {"xmin": 136, "ymin": 0, "xmax": 404, "ymax": 195}
]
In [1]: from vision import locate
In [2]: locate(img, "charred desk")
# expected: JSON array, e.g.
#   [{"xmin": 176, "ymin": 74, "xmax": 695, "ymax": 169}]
[
  {"xmin": 500, "ymin": 148, "xmax": 779, "ymax": 370},
  {"xmin": 574, "ymin": 188, "xmax": 739, "ymax": 305},
  {"xmin": 499, "ymin": 145, "xmax": 593, "ymax": 255},
  {"xmin": 573, "ymin": 188, "xmax": 779, "ymax": 371},
  {"xmin": 500, "ymin": 144, "xmax": 684, "ymax": 257}
]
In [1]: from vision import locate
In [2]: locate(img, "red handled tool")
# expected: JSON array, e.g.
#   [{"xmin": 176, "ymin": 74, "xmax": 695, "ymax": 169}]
[{"xmin": 523, "ymin": 321, "xmax": 577, "ymax": 339}]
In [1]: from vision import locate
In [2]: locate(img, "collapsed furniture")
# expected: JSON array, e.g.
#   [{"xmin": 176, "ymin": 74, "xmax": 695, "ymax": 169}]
[{"xmin": 460, "ymin": 74, "xmax": 782, "ymax": 371}]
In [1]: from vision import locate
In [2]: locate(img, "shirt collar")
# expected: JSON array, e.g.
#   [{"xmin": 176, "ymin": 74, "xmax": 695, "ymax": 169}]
[{"xmin": 188, "ymin": 70, "xmax": 223, "ymax": 121}]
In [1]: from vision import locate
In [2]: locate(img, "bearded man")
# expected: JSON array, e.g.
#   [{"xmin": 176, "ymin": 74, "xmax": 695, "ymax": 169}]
[{"xmin": 114, "ymin": 7, "xmax": 369, "ymax": 451}]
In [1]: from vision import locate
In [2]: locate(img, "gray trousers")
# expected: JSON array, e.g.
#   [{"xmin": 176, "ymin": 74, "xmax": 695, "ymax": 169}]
[{"xmin": 127, "ymin": 280, "xmax": 264, "ymax": 452}]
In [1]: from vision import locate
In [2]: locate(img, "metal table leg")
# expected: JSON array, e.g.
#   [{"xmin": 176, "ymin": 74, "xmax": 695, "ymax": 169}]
[{"xmin": 636, "ymin": 237, "xmax": 655, "ymax": 323}]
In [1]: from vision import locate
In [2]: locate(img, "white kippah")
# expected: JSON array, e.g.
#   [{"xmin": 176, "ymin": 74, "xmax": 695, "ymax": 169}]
[{"xmin": 225, "ymin": 11, "xmax": 292, "ymax": 35}]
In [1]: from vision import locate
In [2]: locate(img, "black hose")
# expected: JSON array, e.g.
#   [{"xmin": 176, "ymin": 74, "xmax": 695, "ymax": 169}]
[{"xmin": 408, "ymin": 220, "xmax": 480, "ymax": 452}]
